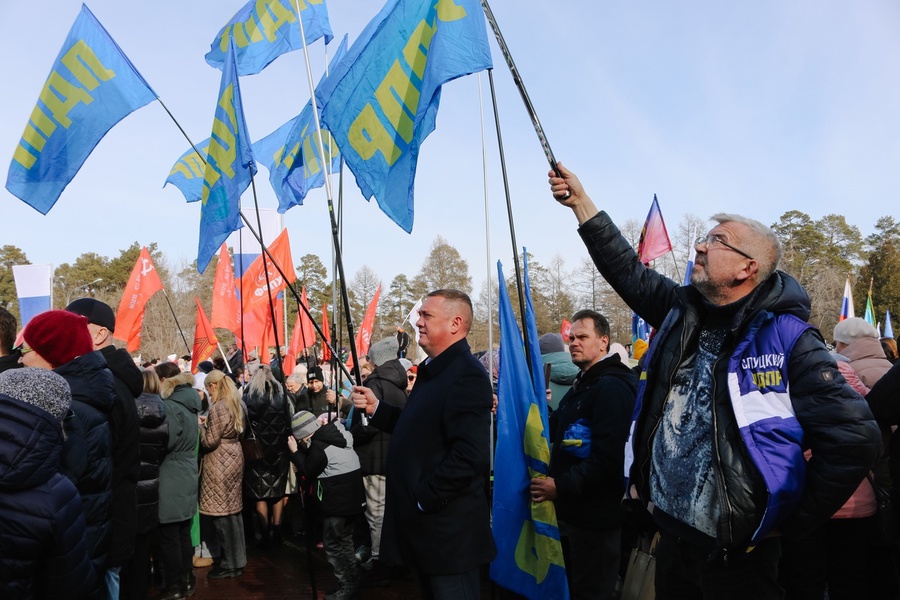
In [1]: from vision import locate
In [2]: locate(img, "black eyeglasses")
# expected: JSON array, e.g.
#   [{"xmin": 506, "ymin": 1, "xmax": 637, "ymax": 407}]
[{"xmin": 696, "ymin": 234, "xmax": 754, "ymax": 261}]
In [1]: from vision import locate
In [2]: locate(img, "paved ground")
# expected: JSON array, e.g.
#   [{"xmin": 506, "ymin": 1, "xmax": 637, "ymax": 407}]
[{"xmin": 150, "ymin": 534, "xmax": 499, "ymax": 599}]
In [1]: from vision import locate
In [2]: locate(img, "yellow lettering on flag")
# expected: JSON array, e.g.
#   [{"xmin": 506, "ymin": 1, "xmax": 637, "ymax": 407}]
[
  {"xmin": 60, "ymin": 40, "xmax": 115, "ymax": 91},
  {"xmin": 349, "ymin": 104, "xmax": 402, "ymax": 166},
  {"xmin": 256, "ymin": 0, "xmax": 296, "ymax": 42}
]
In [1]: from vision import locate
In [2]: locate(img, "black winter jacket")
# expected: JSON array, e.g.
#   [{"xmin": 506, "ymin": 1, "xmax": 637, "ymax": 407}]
[
  {"xmin": 350, "ymin": 359, "xmax": 408, "ymax": 476},
  {"xmin": 100, "ymin": 345, "xmax": 142, "ymax": 566},
  {"xmin": 55, "ymin": 351, "xmax": 115, "ymax": 576},
  {"xmin": 135, "ymin": 391, "xmax": 168, "ymax": 533},
  {"xmin": 579, "ymin": 211, "xmax": 881, "ymax": 548},
  {"xmin": 243, "ymin": 381, "xmax": 291, "ymax": 500},
  {"xmin": 289, "ymin": 420, "xmax": 366, "ymax": 517},
  {"xmin": 0, "ymin": 350, "xmax": 22, "ymax": 374},
  {"xmin": 0, "ymin": 394, "xmax": 99, "ymax": 599},
  {"xmin": 549, "ymin": 353, "xmax": 637, "ymax": 529}
]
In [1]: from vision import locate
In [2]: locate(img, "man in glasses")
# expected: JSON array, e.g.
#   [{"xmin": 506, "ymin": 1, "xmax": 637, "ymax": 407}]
[{"xmin": 548, "ymin": 163, "xmax": 880, "ymax": 599}]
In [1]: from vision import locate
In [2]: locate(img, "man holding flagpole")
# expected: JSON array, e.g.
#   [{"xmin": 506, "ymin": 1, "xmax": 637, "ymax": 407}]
[{"xmin": 549, "ymin": 163, "xmax": 881, "ymax": 599}]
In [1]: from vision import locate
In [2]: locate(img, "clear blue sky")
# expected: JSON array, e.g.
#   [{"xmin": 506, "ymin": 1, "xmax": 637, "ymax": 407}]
[{"xmin": 2, "ymin": 0, "xmax": 899, "ymax": 295}]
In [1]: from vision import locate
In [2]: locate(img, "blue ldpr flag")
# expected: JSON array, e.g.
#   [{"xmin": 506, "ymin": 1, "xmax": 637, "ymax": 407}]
[
  {"xmin": 164, "ymin": 138, "xmax": 211, "ymax": 202},
  {"xmin": 206, "ymin": 0, "xmax": 333, "ymax": 76},
  {"xmin": 252, "ymin": 35, "xmax": 347, "ymax": 213},
  {"xmin": 316, "ymin": 0, "xmax": 492, "ymax": 232},
  {"xmin": 490, "ymin": 257, "xmax": 568, "ymax": 599},
  {"xmin": 197, "ymin": 39, "xmax": 256, "ymax": 274},
  {"xmin": 5, "ymin": 4, "xmax": 157, "ymax": 215}
]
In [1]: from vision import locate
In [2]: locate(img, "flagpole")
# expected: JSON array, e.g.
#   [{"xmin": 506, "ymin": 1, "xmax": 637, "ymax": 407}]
[
  {"xmin": 293, "ymin": 1, "xmax": 364, "ymax": 390},
  {"xmin": 478, "ymin": 73, "xmax": 496, "ymax": 477},
  {"xmin": 487, "ymin": 68, "xmax": 534, "ymax": 372},
  {"xmin": 480, "ymin": 0, "xmax": 568, "ymax": 199},
  {"xmin": 161, "ymin": 288, "xmax": 191, "ymax": 356}
]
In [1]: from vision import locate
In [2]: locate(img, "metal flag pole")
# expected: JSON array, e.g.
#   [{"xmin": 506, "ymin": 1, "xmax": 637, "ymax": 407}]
[
  {"xmin": 161, "ymin": 288, "xmax": 192, "ymax": 356},
  {"xmin": 478, "ymin": 73, "xmax": 496, "ymax": 476}
]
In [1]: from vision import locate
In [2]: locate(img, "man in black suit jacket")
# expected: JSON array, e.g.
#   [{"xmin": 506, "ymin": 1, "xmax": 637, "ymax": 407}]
[{"xmin": 353, "ymin": 289, "xmax": 495, "ymax": 599}]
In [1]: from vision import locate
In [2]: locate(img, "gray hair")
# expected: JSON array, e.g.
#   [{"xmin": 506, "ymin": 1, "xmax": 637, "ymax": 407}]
[
  {"xmin": 286, "ymin": 373, "xmax": 305, "ymax": 386},
  {"xmin": 711, "ymin": 213, "xmax": 782, "ymax": 281}
]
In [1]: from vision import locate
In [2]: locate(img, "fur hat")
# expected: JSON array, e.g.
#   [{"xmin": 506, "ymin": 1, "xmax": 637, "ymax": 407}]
[
  {"xmin": 291, "ymin": 410, "xmax": 320, "ymax": 440},
  {"xmin": 369, "ymin": 337, "xmax": 399, "ymax": 367},
  {"xmin": 834, "ymin": 317, "xmax": 879, "ymax": 345},
  {"xmin": 539, "ymin": 333, "xmax": 565, "ymax": 355},
  {"xmin": 65, "ymin": 298, "xmax": 116, "ymax": 331},
  {"xmin": 307, "ymin": 366, "xmax": 324, "ymax": 382},
  {"xmin": 0, "ymin": 367, "xmax": 72, "ymax": 421},
  {"xmin": 23, "ymin": 310, "xmax": 93, "ymax": 368}
]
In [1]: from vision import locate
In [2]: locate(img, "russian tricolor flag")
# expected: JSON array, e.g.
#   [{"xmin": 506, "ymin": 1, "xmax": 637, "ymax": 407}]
[
  {"xmin": 683, "ymin": 228, "xmax": 697, "ymax": 286},
  {"xmin": 13, "ymin": 264, "xmax": 52, "ymax": 327},
  {"xmin": 840, "ymin": 278, "xmax": 855, "ymax": 322}
]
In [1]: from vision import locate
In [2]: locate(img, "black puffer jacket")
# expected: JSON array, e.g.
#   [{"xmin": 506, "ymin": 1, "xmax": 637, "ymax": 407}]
[
  {"xmin": 0, "ymin": 395, "xmax": 99, "ymax": 599},
  {"xmin": 243, "ymin": 381, "xmax": 291, "ymax": 500},
  {"xmin": 579, "ymin": 211, "xmax": 881, "ymax": 548},
  {"xmin": 99, "ymin": 345, "xmax": 142, "ymax": 566},
  {"xmin": 135, "ymin": 391, "xmax": 168, "ymax": 533},
  {"xmin": 55, "ymin": 351, "xmax": 115, "ymax": 577},
  {"xmin": 350, "ymin": 359, "xmax": 408, "ymax": 475}
]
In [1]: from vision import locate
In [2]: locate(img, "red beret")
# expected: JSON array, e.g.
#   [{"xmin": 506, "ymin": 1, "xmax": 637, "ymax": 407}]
[{"xmin": 23, "ymin": 310, "xmax": 93, "ymax": 368}]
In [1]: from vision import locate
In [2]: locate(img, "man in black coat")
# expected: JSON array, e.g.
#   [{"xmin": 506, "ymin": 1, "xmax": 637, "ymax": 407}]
[
  {"xmin": 531, "ymin": 310, "xmax": 637, "ymax": 600},
  {"xmin": 352, "ymin": 289, "xmax": 495, "ymax": 599},
  {"xmin": 67, "ymin": 298, "xmax": 142, "ymax": 594}
]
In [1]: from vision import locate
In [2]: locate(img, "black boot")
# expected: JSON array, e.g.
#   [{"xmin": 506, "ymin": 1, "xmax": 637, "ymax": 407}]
[
  {"xmin": 155, "ymin": 579, "xmax": 186, "ymax": 600},
  {"xmin": 360, "ymin": 559, "xmax": 391, "ymax": 587},
  {"xmin": 184, "ymin": 573, "xmax": 196, "ymax": 597}
]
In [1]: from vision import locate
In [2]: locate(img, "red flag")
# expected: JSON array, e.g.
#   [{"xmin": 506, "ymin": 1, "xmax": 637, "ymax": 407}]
[
  {"xmin": 321, "ymin": 304, "xmax": 332, "ymax": 361},
  {"xmin": 637, "ymin": 195, "xmax": 672, "ymax": 265},
  {"xmin": 287, "ymin": 287, "xmax": 316, "ymax": 370},
  {"xmin": 353, "ymin": 285, "xmax": 381, "ymax": 365},
  {"xmin": 211, "ymin": 243, "xmax": 240, "ymax": 338},
  {"xmin": 239, "ymin": 229, "xmax": 295, "ymax": 313},
  {"xmin": 192, "ymin": 298, "xmax": 218, "ymax": 373},
  {"xmin": 115, "ymin": 247, "xmax": 164, "ymax": 351},
  {"xmin": 560, "ymin": 319, "xmax": 571, "ymax": 342}
]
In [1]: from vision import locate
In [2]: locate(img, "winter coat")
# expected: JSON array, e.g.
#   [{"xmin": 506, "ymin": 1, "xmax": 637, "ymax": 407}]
[
  {"xmin": 0, "ymin": 395, "xmax": 99, "ymax": 600},
  {"xmin": 370, "ymin": 338, "xmax": 496, "ymax": 575},
  {"xmin": 135, "ymin": 391, "xmax": 168, "ymax": 533},
  {"xmin": 243, "ymin": 381, "xmax": 290, "ymax": 500},
  {"xmin": 0, "ymin": 350, "xmax": 22, "ymax": 374},
  {"xmin": 199, "ymin": 399, "xmax": 244, "ymax": 516},
  {"xmin": 307, "ymin": 385, "xmax": 335, "ymax": 417},
  {"xmin": 542, "ymin": 350, "xmax": 580, "ymax": 410},
  {"xmin": 55, "ymin": 351, "xmax": 115, "ymax": 577},
  {"xmin": 549, "ymin": 353, "xmax": 637, "ymax": 529},
  {"xmin": 99, "ymin": 345, "xmax": 142, "ymax": 566},
  {"xmin": 350, "ymin": 359, "xmax": 408, "ymax": 476},
  {"xmin": 578, "ymin": 211, "xmax": 881, "ymax": 549},
  {"xmin": 843, "ymin": 337, "xmax": 893, "ymax": 388},
  {"xmin": 158, "ymin": 374, "xmax": 200, "ymax": 524},
  {"xmin": 289, "ymin": 420, "xmax": 366, "ymax": 517}
]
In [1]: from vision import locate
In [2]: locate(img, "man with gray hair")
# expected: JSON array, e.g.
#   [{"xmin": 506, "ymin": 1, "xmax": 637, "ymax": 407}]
[{"xmin": 549, "ymin": 163, "xmax": 881, "ymax": 599}]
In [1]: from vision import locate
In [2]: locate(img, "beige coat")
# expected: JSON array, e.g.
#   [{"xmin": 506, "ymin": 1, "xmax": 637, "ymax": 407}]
[
  {"xmin": 199, "ymin": 400, "xmax": 243, "ymax": 516},
  {"xmin": 844, "ymin": 337, "xmax": 893, "ymax": 388}
]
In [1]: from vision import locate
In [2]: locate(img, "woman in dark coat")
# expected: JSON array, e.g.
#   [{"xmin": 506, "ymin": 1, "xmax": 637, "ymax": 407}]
[{"xmin": 243, "ymin": 365, "xmax": 291, "ymax": 546}]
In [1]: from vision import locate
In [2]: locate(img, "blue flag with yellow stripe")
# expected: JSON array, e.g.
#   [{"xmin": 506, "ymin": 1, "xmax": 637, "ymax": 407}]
[
  {"xmin": 197, "ymin": 39, "xmax": 256, "ymax": 274},
  {"xmin": 6, "ymin": 4, "xmax": 157, "ymax": 215},
  {"xmin": 206, "ymin": 0, "xmax": 333, "ymax": 76},
  {"xmin": 491, "ymin": 257, "xmax": 569, "ymax": 599},
  {"xmin": 164, "ymin": 138, "xmax": 211, "ymax": 203},
  {"xmin": 316, "ymin": 0, "xmax": 491, "ymax": 232}
]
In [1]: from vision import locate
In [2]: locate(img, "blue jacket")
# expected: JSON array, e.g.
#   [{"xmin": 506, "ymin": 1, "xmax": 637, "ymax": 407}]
[
  {"xmin": 0, "ymin": 395, "xmax": 98, "ymax": 599},
  {"xmin": 579, "ymin": 211, "xmax": 881, "ymax": 550}
]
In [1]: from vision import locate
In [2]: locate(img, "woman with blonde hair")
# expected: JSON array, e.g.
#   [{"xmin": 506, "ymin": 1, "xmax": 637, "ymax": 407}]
[{"xmin": 200, "ymin": 370, "xmax": 246, "ymax": 579}]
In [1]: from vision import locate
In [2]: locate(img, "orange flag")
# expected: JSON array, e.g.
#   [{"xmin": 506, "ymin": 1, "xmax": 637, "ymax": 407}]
[
  {"xmin": 115, "ymin": 247, "xmax": 164, "ymax": 351},
  {"xmin": 192, "ymin": 298, "xmax": 218, "ymax": 373},
  {"xmin": 239, "ymin": 229, "xmax": 295, "ymax": 313},
  {"xmin": 287, "ymin": 286, "xmax": 316, "ymax": 372},
  {"xmin": 321, "ymin": 304, "xmax": 332, "ymax": 361},
  {"xmin": 211, "ymin": 243, "xmax": 240, "ymax": 338},
  {"xmin": 351, "ymin": 285, "xmax": 381, "ymax": 366}
]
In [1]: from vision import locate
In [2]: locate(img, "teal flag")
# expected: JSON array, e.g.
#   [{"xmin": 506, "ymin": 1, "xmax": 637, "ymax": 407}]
[
  {"xmin": 316, "ymin": 0, "xmax": 491, "ymax": 232},
  {"xmin": 197, "ymin": 39, "xmax": 256, "ymax": 274},
  {"xmin": 206, "ymin": 0, "xmax": 333, "ymax": 76},
  {"xmin": 6, "ymin": 4, "xmax": 157, "ymax": 214},
  {"xmin": 252, "ymin": 35, "xmax": 347, "ymax": 213},
  {"xmin": 491, "ymin": 256, "xmax": 569, "ymax": 599},
  {"xmin": 164, "ymin": 138, "xmax": 210, "ymax": 202}
]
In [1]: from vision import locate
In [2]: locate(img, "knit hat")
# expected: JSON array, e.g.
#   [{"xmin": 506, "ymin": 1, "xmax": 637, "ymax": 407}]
[
  {"xmin": 307, "ymin": 366, "xmax": 324, "ymax": 382},
  {"xmin": 399, "ymin": 358, "xmax": 412, "ymax": 371},
  {"xmin": 834, "ymin": 317, "xmax": 879, "ymax": 345},
  {"xmin": 291, "ymin": 410, "xmax": 320, "ymax": 440},
  {"xmin": 632, "ymin": 338, "xmax": 649, "ymax": 361},
  {"xmin": 539, "ymin": 333, "xmax": 565, "ymax": 355},
  {"xmin": 0, "ymin": 367, "xmax": 72, "ymax": 421},
  {"xmin": 23, "ymin": 310, "xmax": 93, "ymax": 368},
  {"xmin": 65, "ymin": 298, "xmax": 116, "ymax": 331},
  {"xmin": 197, "ymin": 361, "xmax": 214, "ymax": 374},
  {"xmin": 369, "ymin": 337, "xmax": 399, "ymax": 367}
]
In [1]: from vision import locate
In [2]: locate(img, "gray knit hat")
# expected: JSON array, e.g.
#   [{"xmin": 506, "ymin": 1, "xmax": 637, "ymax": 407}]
[
  {"xmin": 369, "ymin": 337, "xmax": 399, "ymax": 367},
  {"xmin": 0, "ymin": 367, "xmax": 72, "ymax": 421},
  {"xmin": 291, "ymin": 410, "xmax": 320, "ymax": 440}
]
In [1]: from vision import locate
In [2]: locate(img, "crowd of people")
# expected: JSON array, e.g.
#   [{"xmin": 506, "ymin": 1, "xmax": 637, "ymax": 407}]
[{"xmin": 2, "ymin": 170, "xmax": 900, "ymax": 600}]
